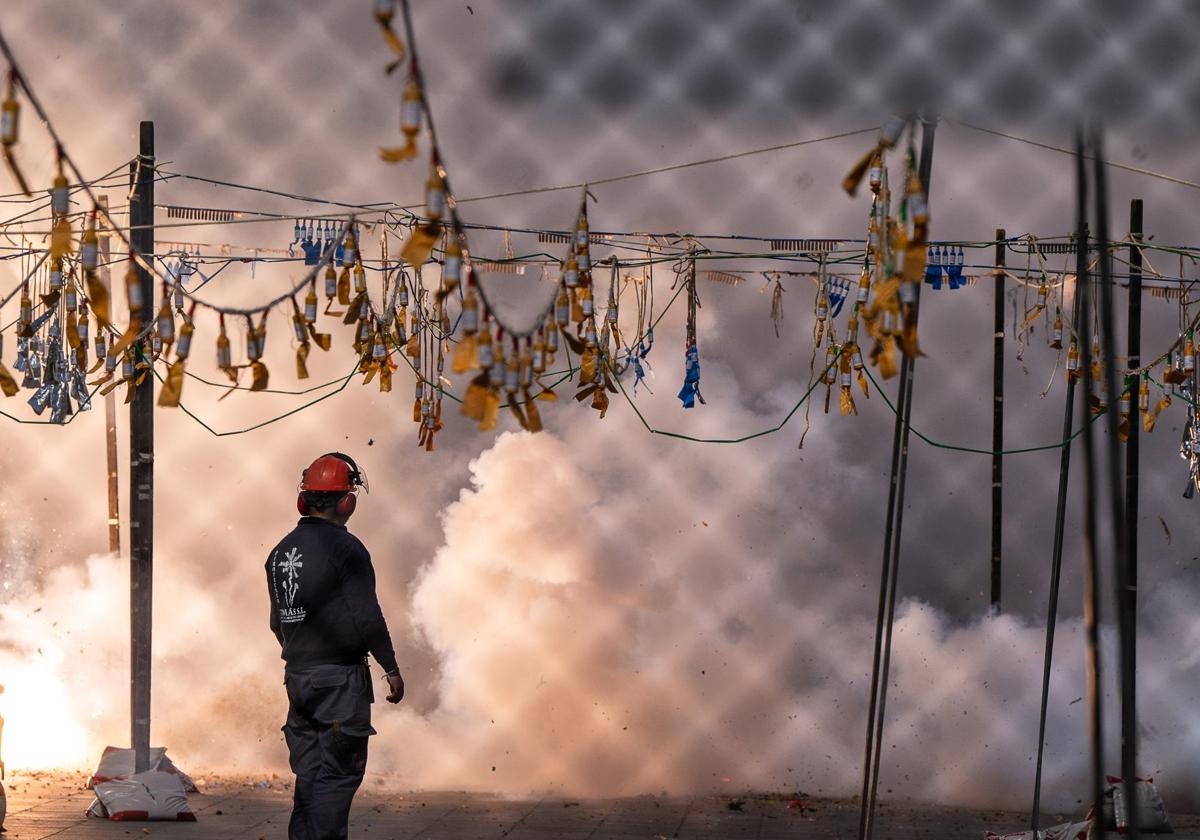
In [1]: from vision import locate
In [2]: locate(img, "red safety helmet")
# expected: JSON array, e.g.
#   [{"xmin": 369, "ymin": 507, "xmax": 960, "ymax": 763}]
[{"xmin": 297, "ymin": 452, "xmax": 367, "ymax": 517}]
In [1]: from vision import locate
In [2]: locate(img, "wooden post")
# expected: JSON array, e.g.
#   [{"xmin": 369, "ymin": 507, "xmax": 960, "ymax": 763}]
[
  {"xmin": 129, "ymin": 121, "xmax": 155, "ymax": 774},
  {"xmin": 98, "ymin": 194, "xmax": 120, "ymax": 556},
  {"xmin": 992, "ymin": 229, "xmax": 1005, "ymax": 614}
]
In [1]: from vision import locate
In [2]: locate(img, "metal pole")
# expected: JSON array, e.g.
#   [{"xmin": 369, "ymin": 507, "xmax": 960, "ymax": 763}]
[
  {"xmin": 1076, "ymin": 127, "xmax": 1106, "ymax": 840},
  {"xmin": 991, "ymin": 228, "xmax": 1005, "ymax": 614},
  {"xmin": 860, "ymin": 116, "xmax": 936, "ymax": 840},
  {"xmin": 1124, "ymin": 198, "xmax": 1142, "ymax": 789},
  {"xmin": 129, "ymin": 121, "xmax": 155, "ymax": 774},
  {"xmin": 1093, "ymin": 131, "xmax": 1137, "ymax": 838},
  {"xmin": 1030, "ymin": 223, "xmax": 1086, "ymax": 832},
  {"xmin": 98, "ymin": 194, "xmax": 120, "ymax": 556}
]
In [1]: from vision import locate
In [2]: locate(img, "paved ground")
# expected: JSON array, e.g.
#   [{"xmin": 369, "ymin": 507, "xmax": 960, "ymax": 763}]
[{"xmin": 3, "ymin": 771, "xmax": 1198, "ymax": 839}]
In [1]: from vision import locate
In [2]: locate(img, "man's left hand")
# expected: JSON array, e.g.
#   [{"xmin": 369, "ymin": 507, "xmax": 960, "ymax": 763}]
[{"xmin": 385, "ymin": 672, "xmax": 404, "ymax": 704}]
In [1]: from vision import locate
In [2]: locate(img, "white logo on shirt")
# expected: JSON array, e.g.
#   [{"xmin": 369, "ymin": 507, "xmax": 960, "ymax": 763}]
[{"xmin": 273, "ymin": 546, "xmax": 307, "ymax": 624}]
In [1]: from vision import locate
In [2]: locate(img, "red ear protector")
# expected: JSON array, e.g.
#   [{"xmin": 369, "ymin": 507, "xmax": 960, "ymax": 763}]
[{"xmin": 296, "ymin": 452, "xmax": 367, "ymax": 517}]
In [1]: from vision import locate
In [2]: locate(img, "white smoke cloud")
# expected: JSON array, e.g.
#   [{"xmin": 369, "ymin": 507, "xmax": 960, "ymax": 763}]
[{"xmin": 1, "ymin": 429, "xmax": 1199, "ymax": 814}]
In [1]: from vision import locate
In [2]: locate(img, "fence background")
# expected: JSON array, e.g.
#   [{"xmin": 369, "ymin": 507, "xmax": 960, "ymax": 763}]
[{"xmin": 0, "ymin": 0, "xmax": 1198, "ymax": 810}]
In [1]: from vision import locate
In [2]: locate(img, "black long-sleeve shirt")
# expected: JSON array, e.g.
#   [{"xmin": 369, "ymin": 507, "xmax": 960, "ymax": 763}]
[{"xmin": 266, "ymin": 517, "xmax": 399, "ymax": 674}]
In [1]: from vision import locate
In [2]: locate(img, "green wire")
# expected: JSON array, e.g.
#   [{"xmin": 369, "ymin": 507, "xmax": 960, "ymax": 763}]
[{"xmin": 861, "ymin": 364, "xmax": 1101, "ymax": 455}]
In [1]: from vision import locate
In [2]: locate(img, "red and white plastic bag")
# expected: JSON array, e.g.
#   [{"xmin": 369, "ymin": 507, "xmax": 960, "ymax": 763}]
[
  {"xmin": 985, "ymin": 819, "xmax": 1093, "ymax": 840},
  {"xmin": 86, "ymin": 768, "xmax": 195, "ymax": 822},
  {"xmin": 86, "ymin": 745, "xmax": 197, "ymax": 792}
]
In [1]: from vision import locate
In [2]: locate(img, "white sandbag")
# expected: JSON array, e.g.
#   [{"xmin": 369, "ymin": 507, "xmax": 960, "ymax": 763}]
[
  {"xmin": 985, "ymin": 819, "xmax": 1092, "ymax": 840},
  {"xmin": 87, "ymin": 769, "xmax": 196, "ymax": 822},
  {"xmin": 86, "ymin": 745, "xmax": 198, "ymax": 792},
  {"xmin": 1110, "ymin": 776, "xmax": 1172, "ymax": 833}
]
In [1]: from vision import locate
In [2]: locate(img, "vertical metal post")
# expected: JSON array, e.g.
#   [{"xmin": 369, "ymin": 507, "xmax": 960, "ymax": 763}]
[
  {"xmin": 1124, "ymin": 199, "xmax": 1142, "ymax": 786},
  {"xmin": 1030, "ymin": 223, "xmax": 1086, "ymax": 832},
  {"xmin": 991, "ymin": 229, "xmax": 1005, "ymax": 614},
  {"xmin": 129, "ymin": 121, "xmax": 155, "ymax": 774},
  {"xmin": 98, "ymin": 194, "xmax": 120, "ymax": 556},
  {"xmin": 859, "ymin": 116, "xmax": 936, "ymax": 840}
]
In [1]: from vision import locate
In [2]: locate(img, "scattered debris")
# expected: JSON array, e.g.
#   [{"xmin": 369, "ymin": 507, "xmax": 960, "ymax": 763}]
[
  {"xmin": 1158, "ymin": 515, "xmax": 1171, "ymax": 544},
  {"xmin": 726, "ymin": 798, "xmax": 744, "ymax": 811}
]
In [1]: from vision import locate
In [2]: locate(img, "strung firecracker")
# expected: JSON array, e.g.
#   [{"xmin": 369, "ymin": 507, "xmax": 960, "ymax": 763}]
[
  {"xmin": 479, "ymin": 328, "xmax": 506, "ymax": 431},
  {"xmin": 556, "ymin": 287, "xmax": 570, "ymax": 328},
  {"xmin": 16, "ymin": 283, "xmax": 32, "ymax": 337},
  {"xmin": 394, "ymin": 304, "xmax": 408, "ymax": 346},
  {"xmin": 1050, "ymin": 308, "xmax": 1064, "ymax": 349},
  {"xmin": 406, "ymin": 307, "xmax": 421, "ymax": 360},
  {"xmin": 676, "ymin": 255, "xmax": 704, "ymax": 410},
  {"xmin": 1185, "ymin": 329, "xmax": 1196, "ymax": 374},
  {"xmin": 1066, "ymin": 338, "xmax": 1080, "ymax": 381},
  {"xmin": 847, "ymin": 312, "xmax": 869, "ymax": 398},
  {"xmin": 897, "ymin": 147, "xmax": 929, "ymax": 358},
  {"xmin": 843, "ymin": 115, "xmax": 907, "ymax": 196},
  {"xmin": 324, "ymin": 263, "xmax": 338, "ymax": 306},
  {"xmin": 381, "ymin": 76, "xmax": 423, "ymax": 163},
  {"xmin": 945, "ymin": 246, "xmax": 965, "ymax": 289},
  {"xmin": 107, "ymin": 254, "xmax": 145, "ymax": 360},
  {"xmin": 815, "ymin": 283, "xmax": 829, "ymax": 347},
  {"xmin": 48, "ymin": 255, "xmax": 64, "ymax": 295},
  {"xmin": 1144, "ymin": 371, "xmax": 1170, "ymax": 433},
  {"xmin": 461, "ymin": 317, "xmax": 493, "ymax": 423},
  {"xmin": 440, "ymin": 235, "xmax": 462, "ymax": 297},
  {"xmin": 575, "ymin": 208, "xmax": 592, "ymax": 281},
  {"xmin": 373, "ymin": 0, "xmax": 407, "ymax": 70},
  {"xmin": 517, "ymin": 340, "xmax": 542, "ymax": 432},
  {"xmin": 1163, "ymin": 349, "xmax": 1188, "ymax": 386},
  {"xmin": 292, "ymin": 296, "xmax": 313, "ymax": 381},
  {"xmin": 924, "ymin": 245, "xmax": 943, "ymax": 289},
  {"xmin": 857, "ymin": 260, "xmax": 871, "ymax": 307},
  {"xmin": 249, "ymin": 313, "xmax": 270, "ymax": 391},
  {"xmin": 156, "ymin": 290, "xmax": 175, "ymax": 358},
  {"xmin": 2, "ymin": 69, "xmax": 30, "ymax": 195},
  {"xmin": 48, "ymin": 164, "xmax": 73, "ymax": 262},
  {"xmin": 158, "ymin": 303, "xmax": 196, "ymax": 407},
  {"xmin": 51, "ymin": 155, "xmax": 69, "ymax": 217},
  {"xmin": 336, "ymin": 228, "xmax": 357, "ymax": 306},
  {"xmin": 451, "ymin": 283, "xmax": 480, "ymax": 374},
  {"xmin": 72, "ymin": 301, "xmax": 87, "ymax": 353},
  {"xmin": 304, "ymin": 282, "xmax": 319, "ymax": 325},
  {"xmin": 0, "ymin": 334, "xmax": 18, "ymax": 397},
  {"xmin": 216, "ymin": 314, "xmax": 234, "ymax": 382},
  {"xmin": 839, "ymin": 345, "xmax": 857, "ymax": 416},
  {"xmin": 1119, "ymin": 377, "xmax": 1133, "ymax": 441},
  {"xmin": 401, "ymin": 160, "xmax": 447, "ymax": 266}
]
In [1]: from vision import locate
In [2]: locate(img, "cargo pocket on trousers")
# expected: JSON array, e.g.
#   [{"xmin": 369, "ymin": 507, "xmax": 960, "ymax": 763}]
[{"xmin": 326, "ymin": 721, "xmax": 371, "ymax": 776}]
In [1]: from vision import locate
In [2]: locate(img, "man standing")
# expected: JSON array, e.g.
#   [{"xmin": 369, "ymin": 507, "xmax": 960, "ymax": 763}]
[{"xmin": 266, "ymin": 452, "xmax": 404, "ymax": 840}]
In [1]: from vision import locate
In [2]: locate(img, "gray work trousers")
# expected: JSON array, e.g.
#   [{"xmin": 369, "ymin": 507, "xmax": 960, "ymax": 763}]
[{"xmin": 282, "ymin": 663, "xmax": 376, "ymax": 840}]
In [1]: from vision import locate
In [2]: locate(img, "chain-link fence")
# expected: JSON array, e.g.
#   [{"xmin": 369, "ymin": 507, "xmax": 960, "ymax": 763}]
[{"xmin": 0, "ymin": 0, "xmax": 1198, "ymax": 814}]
